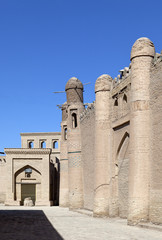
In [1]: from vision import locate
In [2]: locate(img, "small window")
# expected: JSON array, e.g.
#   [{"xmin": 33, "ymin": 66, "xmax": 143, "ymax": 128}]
[
  {"xmin": 72, "ymin": 113, "xmax": 77, "ymax": 128},
  {"xmin": 123, "ymin": 94, "xmax": 127, "ymax": 103},
  {"xmin": 64, "ymin": 128, "xmax": 67, "ymax": 140},
  {"xmin": 41, "ymin": 141, "xmax": 46, "ymax": 148},
  {"xmin": 29, "ymin": 141, "xmax": 34, "ymax": 149},
  {"xmin": 53, "ymin": 141, "xmax": 58, "ymax": 149},
  {"xmin": 114, "ymin": 99, "xmax": 118, "ymax": 106}
]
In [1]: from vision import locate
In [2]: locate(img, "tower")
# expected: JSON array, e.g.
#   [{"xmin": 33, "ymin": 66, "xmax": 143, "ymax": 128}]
[
  {"xmin": 128, "ymin": 37, "xmax": 155, "ymax": 225},
  {"xmin": 65, "ymin": 77, "xmax": 84, "ymax": 209}
]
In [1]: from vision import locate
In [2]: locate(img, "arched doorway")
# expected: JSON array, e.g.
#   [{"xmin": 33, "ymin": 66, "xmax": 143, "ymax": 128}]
[
  {"xmin": 116, "ymin": 132, "xmax": 129, "ymax": 218},
  {"xmin": 14, "ymin": 165, "xmax": 41, "ymax": 205}
]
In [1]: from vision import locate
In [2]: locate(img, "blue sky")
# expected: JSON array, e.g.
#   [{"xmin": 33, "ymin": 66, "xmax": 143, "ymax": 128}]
[{"xmin": 0, "ymin": 0, "xmax": 162, "ymax": 151}]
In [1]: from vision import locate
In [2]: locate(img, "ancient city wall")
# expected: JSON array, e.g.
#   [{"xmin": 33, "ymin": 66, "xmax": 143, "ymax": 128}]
[
  {"xmin": 80, "ymin": 103, "xmax": 95, "ymax": 210},
  {"xmin": 1, "ymin": 37, "xmax": 161, "ymax": 225},
  {"xmin": 80, "ymin": 72, "xmax": 131, "ymax": 215},
  {"xmin": 150, "ymin": 59, "xmax": 162, "ymax": 224}
]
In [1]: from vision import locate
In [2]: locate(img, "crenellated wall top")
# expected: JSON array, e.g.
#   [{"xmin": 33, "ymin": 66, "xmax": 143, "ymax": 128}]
[{"xmin": 80, "ymin": 102, "xmax": 95, "ymax": 122}]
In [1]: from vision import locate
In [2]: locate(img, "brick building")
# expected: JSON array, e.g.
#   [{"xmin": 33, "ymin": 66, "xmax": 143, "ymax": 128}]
[{"xmin": 0, "ymin": 37, "xmax": 162, "ymax": 226}]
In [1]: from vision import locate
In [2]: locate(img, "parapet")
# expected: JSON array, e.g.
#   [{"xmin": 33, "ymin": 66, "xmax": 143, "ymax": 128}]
[
  {"xmin": 65, "ymin": 77, "xmax": 83, "ymax": 91},
  {"xmin": 112, "ymin": 38, "xmax": 156, "ymax": 89},
  {"xmin": 95, "ymin": 74, "xmax": 112, "ymax": 93},
  {"xmin": 62, "ymin": 102, "xmax": 67, "ymax": 108},
  {"xmin": 80, "ymin": 102, "xmax": 95, "ymax": 122},
  {"xmin": 61, "ymin": 102, "xmax": 68, "ymax": 121},
  {"xmin": 131, "ymin": 37, "xmax": 155, "ymax": 60},
  {"xmin": 153, "ymin": 52, "xmax": 162, "ymax": 65},
  {"xmin": 113, "ymin": 64, "xmax": 131, "ymax": 88}
]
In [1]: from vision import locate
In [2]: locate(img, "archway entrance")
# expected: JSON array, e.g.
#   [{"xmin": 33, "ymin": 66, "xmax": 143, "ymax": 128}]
[
  {"xmin": 21, "ymin": 184, "xmax": 36, "ymax": 205},
  {"xmin": 117, "ymin": 132, "xmax": 129, "ymax": 218}
]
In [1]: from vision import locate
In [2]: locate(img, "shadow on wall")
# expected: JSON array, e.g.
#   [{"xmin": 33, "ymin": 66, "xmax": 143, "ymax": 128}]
[{"xmin": 0, "ymin": 210, "xmax": 63, "ymax": 240}]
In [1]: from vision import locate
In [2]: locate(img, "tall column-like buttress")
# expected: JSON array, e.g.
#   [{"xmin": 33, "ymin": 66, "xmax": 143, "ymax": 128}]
[
  {"xmin": 128, "ymin": 38, "xmax": 155, "ymax": 225},
  {"xmin": 65, "ymin": 77, "xmax": 84, "ymax": 209},
  {"xmin": 93, "ymin": 74, "xmax": 112, "ymax": 217}
]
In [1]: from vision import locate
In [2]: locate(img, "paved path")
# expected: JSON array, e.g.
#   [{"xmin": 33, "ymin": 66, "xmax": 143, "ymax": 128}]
[{"xmin": 0, "ymin": 206, "xmax": 162, "ymax": 240}]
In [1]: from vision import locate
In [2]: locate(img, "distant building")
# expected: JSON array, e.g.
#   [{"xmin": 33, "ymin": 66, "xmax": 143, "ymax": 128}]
[{"xmin": 0, "ymin": 132, "xmax": 61, "ymax": 206}]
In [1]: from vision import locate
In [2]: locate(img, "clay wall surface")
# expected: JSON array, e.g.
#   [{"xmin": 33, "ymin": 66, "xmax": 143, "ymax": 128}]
[
  {"xmin": 0, "ymin": 156, "xmax": 7, "ymax": 203},
  {"xmin": 80, "ymin": 104, "xmax": 95, "ymax": 210},
  {"xmin": 79, "ymin": 75, "xmax": 131, "ymax": 213},
  {"xmin": 150, "ymin": 60, "xmax": 162, "ymax": 223},
  {"xmin": 66, "ymin": 88, "xmax": 83, "ymax": 104}
]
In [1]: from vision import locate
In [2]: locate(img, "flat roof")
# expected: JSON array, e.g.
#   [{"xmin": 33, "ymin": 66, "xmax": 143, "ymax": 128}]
[{"xmin": 20, "ymin": 132, "xmax": 61, "ymax": 136}]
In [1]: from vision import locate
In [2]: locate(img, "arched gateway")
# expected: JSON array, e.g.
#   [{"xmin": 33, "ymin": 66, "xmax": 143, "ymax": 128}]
[{"xmin": 15, "ymin": 165, "xmax": 41, "ymax": 205}]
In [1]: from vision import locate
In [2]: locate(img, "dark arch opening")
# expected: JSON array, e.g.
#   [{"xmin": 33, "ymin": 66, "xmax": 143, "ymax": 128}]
[
  {"xmin": 114, "ymin": 99, "xmax": 118, "ymax": 106},
  {"xmin": 117, "ymin": 132, "xmax": 129, "ymax": 157},
  {"xmin": 29, "ymin": 141, "xmax": 34, "ymax": 149},
  {"xmin": 72, "ymin": 113, "xmax": 77, "ymax": 128},
  {"xmin": 53, "ymin": 141, "xmax": 58, "ymax": 149},
  {"xmin": 64, "ymin": 128, "xmax": 67, "ymax": 140},
  {"xmin": 123, "ymin": 94, "xmax": 127, "ymax": 103},
  {"xmin": 41, "ymin": 141, "xmax": 46, "ymax": 148}
]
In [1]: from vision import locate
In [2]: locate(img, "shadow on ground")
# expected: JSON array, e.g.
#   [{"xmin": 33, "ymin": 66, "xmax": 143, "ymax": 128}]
[{"xmin": 0, "ymin": 210, "xmax": 63, "ymax": 240}]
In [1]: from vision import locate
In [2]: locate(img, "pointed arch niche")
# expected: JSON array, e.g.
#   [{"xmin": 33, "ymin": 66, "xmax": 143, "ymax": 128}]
[
  {"xmin": 14, "ymin": 165, "xmax": 41, "ymax": 205},
  {"xmin": 116, "ymin": 131, "xmax": 130, "ymax": 218}
]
